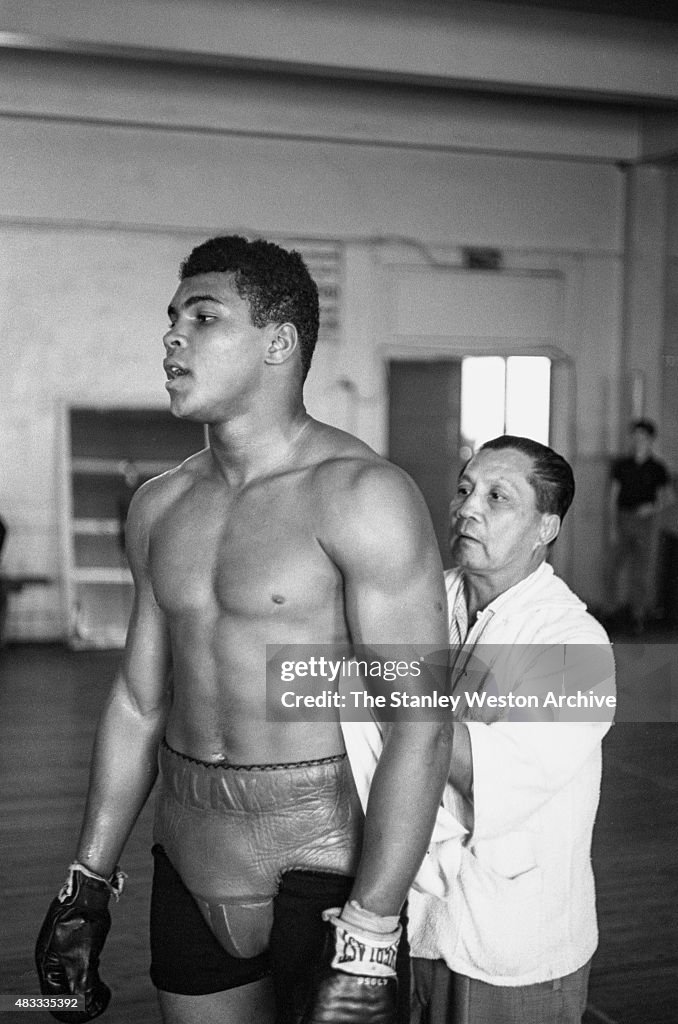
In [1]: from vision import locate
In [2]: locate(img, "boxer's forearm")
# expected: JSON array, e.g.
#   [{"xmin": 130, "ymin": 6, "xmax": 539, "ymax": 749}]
[
  {"xmin": 76, "ymin": 675, "xmax": 166, "ymax": 876},
  {"xmin": 349, "ymin": 720, "xmax": 453, "ymax": 916},
  {"xmin": 449, "ymin": 721, "xmax": 473, "ymax": 798}
]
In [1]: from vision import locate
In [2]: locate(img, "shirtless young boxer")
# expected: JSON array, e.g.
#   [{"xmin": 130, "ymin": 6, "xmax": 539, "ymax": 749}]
[{"xmin": 35, "ymin": 236, "xmax": 452, "ymax": 1024}]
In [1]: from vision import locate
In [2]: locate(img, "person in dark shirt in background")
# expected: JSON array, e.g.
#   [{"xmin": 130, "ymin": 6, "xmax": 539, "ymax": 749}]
[
  {"xmin": 0, "ymin": 516, "xmax": 7, "ymax": 642},
  {"xmin": 607, "ymin": 418, "xmax": 672, "ymax": 632}
]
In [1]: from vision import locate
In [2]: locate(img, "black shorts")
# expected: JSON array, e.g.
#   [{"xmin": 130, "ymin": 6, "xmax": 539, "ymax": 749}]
[{"xmin": 150, "ymin": 844, "xmax": 410, "ymax": 1023}]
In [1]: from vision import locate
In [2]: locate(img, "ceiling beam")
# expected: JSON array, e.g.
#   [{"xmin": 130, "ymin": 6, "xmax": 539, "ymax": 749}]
[{"xmin": 1, "ymin": 0, "xmax": 677, "ymax": 105}]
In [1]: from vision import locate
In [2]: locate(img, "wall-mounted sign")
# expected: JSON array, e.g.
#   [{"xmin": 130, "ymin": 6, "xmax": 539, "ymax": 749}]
[{"xmin": 280, "ymin": 239, "xmax": 343, "ymax": 344}]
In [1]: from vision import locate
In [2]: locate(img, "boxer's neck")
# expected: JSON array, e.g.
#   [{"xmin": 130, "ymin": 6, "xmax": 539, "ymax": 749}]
[{"xmin": 207, "ymin": 405, "xmax": 311, "ymax": 486}]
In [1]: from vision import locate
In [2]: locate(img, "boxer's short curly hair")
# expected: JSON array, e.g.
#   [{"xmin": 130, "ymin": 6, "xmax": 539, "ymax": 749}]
[
  {"xmin": 180, "ymin": 235, "xmax": 319, "ymax": 381},
  {"xmin": 480, "ymin": 435, "xmax": 575, "ymax": 522}
]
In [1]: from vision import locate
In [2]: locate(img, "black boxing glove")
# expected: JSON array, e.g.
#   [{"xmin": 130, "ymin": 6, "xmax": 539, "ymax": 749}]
[
  {"xmin": 302, "ymin": 902, "xmax": 401, "ymax": 1024},
  {"xmin": 35, "ymin": 862, "xmax": 125, "ymax": 1023}
]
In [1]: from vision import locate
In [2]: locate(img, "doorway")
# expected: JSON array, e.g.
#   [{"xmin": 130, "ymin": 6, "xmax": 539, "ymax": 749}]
[
  {"xmin": 62, "ymin": 407, "xmax": 206, "ymax": 647},
  {"xmin": 388, "ymin": 356, "xmax": 552, "ymax": 566},
  {"xmin": 388, "ymin": 360, "xmax": 461, "ymax": 567}
]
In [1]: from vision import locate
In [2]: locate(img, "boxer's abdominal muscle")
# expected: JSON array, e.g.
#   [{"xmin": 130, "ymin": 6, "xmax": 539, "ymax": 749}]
[{"xmin": 150, "ymin": 467, "xmax": 351, "ymax": 765}]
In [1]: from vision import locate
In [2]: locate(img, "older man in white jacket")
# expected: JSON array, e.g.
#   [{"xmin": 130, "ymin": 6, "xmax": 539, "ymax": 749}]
[{"xmin": 344, "ymin": 434, "xmax": 615, "ymax": 1024}]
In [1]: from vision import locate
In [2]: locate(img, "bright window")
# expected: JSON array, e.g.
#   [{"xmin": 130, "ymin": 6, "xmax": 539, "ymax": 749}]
[{"xmin": 460, "ymin": 356, "xmax": 551, "ymax": 456}]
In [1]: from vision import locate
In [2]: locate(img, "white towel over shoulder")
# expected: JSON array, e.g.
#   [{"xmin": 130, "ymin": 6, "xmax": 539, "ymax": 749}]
[{"xmin": 340, "ymin": 717, "xmax": 467, "ymax": 900}]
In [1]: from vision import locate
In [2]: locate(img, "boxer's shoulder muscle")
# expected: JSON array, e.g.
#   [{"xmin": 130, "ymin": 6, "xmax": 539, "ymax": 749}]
[
  {"xmin": 309, "ymin": 446, "xmax": 432, "ymax": 564},
  {"xmin": 121, "ymin": 451, "xmax": 210, "ymax": 584}
]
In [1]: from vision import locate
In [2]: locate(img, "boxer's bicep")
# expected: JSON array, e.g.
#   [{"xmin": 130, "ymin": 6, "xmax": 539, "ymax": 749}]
[
  {"xmin": 324, "ymin": 466, "xmax": 454, "ymax": 915},
  {"xmin": 335, "ymin": 464, "xmax": 447, "ymax": 650},
  {"xmin": 118, "ymin": 485, "xmax": 172, "ymax": 718}
]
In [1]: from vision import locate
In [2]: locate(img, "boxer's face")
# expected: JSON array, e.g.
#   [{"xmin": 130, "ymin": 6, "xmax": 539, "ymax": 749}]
[
  {"xmin": 163, "ymin": 272, "xmax": 273, "ymax": 422},
  {"xmin": 449, "ymin": 448, "xmax": 557, "ymax": 580}
]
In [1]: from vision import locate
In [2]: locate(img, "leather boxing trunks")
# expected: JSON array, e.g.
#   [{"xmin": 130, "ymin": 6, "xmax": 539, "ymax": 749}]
[{"xmin": 153, "ymin": 740, "xmax": 364, "ymax": 960}]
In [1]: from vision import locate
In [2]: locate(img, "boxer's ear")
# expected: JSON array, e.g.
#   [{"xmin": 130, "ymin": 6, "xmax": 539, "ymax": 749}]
[
  {"xmin": 537, "ymin": 513, "xmax": 560, "ymax": 547},
  {"xmin": 265, "ymin": 323, "xmax": 298, "ymax": 365}
]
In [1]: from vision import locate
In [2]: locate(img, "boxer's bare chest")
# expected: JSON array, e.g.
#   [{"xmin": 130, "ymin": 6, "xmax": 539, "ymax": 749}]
[{"xmin": 149, "ymin": 470, "xmax": 340, "ymax": 625}]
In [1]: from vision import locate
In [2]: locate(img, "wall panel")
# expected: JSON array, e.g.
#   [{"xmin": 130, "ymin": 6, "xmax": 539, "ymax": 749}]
[{"xmin": 1, "ymin": 103, "xmax": 625, "ymax": 636}]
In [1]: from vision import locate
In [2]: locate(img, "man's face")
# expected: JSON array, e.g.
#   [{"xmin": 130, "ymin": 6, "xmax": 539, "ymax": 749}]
[
  {"xmin": 163, "ymin": 272, "xmax": 271, "ymax": 422},
  {"xmin": 449, "ymin": 447, "xmax": 554, "ymax": 579},
  {"xmin": 631, "ymin": 428, "xmax": 652, "ymax": 460}
]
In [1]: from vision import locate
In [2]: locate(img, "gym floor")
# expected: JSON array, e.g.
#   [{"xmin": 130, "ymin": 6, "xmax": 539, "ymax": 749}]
[{"xmin": 1, "ymin": 639, "xmax": 676, "ymax": 1024}]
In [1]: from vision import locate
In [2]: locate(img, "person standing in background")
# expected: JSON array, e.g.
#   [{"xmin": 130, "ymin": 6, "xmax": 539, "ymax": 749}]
[{"xmin": 607, "ymin": 419, "xmax": 671, "ymax": 633}]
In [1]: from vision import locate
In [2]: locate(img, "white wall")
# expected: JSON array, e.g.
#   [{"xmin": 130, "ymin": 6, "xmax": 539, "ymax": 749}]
[
  {"xmin": 661, "ymin": 167, "xmax": 678, "ymax": 481},
  {"xmin": 0, "ymin": 29, "xmax": 648, "ymax": 637}
]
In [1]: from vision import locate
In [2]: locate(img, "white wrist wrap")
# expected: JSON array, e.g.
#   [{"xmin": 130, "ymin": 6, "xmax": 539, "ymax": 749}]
[
  {"xmin": 58, "ymin": 861, "xmax": 127, "ymax": 902},
  {"xmin": 322, "ymin": 907, "xmax": 401, "ymax": 979}
]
